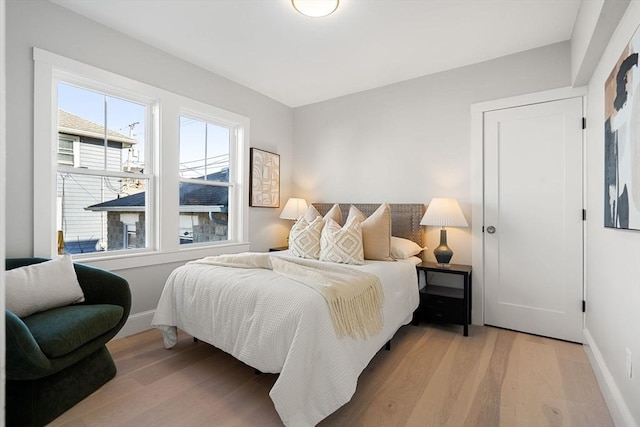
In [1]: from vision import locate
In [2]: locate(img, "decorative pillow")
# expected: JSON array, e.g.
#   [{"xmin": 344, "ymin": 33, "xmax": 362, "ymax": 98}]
[
  {"xmin": 391, "ymin": 236, "xmax": 426, "ymax": 259},
  {"xmin": 324, "ymin": 203, "xmax": 343, "ymax": 225},
  {"xmin": 304, "ymin": 203, "xmax": 343, "ymax": 225},
  {"xmin": 5, "ymin": 255, "xmax": 85, "ymax": 318},
  {"xmin": 303, "ymin": 204, "xmax": 322, "ymax": 222},
  {"xmin": 289, "ymin": 216, "xmax": 324, "ymax": 259},
  {"xmin": 346, "ymin": 203, "xmax": 393, "ymax": 261},
  {"xmin": 320, "ymin": 217, "xmax": 365, "ymax": 265}
]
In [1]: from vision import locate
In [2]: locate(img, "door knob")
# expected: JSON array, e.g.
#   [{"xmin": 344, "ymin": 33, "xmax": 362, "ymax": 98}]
[{"xmin": 486, "ymin": 226, "xmax": 496, "ymax": 234}]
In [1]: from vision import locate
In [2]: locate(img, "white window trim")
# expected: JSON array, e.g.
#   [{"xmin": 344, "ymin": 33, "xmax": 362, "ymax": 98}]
[{"xmin": 33, "ymin": 48, "xmax": 250, "ymax": 270}]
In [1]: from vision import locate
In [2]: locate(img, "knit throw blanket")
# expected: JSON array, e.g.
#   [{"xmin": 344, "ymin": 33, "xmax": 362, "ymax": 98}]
[{"xmin": 190, "ymin": 253, "xmax": 384, "ymax": 340}]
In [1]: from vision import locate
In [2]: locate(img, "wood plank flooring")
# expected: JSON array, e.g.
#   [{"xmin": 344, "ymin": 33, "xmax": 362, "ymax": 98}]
[{"xmin": 50, "ymin": 325, "xmax": 613, "ymax": 427}]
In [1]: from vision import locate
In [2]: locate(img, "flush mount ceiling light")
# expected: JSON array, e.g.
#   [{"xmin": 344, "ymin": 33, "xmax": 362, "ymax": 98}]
[{"xmin": 292, "ymin": 0, "xmax": 339, "ymax": 18}]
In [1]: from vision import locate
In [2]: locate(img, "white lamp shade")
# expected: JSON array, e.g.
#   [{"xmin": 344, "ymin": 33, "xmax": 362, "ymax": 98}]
[
  {"xmin": 420, "ymin": 198, "xmax": 468, "ymax": 228},
  {"xmin": 292, "ymin": 0, "xmax": 339, "ymax": 17},
  {"xmin": 280, "ymin": 198, "xmax": 308, "ymax": 220}
]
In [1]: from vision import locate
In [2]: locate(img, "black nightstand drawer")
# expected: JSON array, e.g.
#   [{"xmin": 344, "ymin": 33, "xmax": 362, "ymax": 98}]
[
  {"xmin": 424, "ymin": 304, "xmax": 465, "ymax": 325},
  {"xmin": 423, "ymin": 293, "xmax": 461, "ymax": 311},
  {"xmin": 419, "ymin": 293, "xmax": 463, "ymax": 324}
]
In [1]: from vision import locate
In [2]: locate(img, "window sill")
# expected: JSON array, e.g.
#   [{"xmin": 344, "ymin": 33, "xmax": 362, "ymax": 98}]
[{"xmin": 74, "ymin": 241, "xmax": 251, "ymax": 272}]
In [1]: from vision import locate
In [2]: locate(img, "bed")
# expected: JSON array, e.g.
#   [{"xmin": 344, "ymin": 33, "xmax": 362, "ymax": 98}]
[{"xmin": 151, "ymin": 203, "xmax": 425, "ymax": 426}]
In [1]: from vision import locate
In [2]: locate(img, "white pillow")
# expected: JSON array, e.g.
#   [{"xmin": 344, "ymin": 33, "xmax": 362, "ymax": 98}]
[
  {"xmin": 320, "ymin": 217, "xmax": 365, "ymax": 265},
  {"xmin": 289, "ymin": 216, "xmax": 324, "ymax": 259},
  {"xmin": 304, "ymin": 203, "xmax": 343, "ymax": 225},
  {"xmin": 346, "ymin": 203, "xmax": 393, "ymax": 261},
  {"xmin": 391, "ymin": 236, "xmax": 426, "ymax": 259},
  {"xmin": 5, "ymin": 255, "xmax": 85, "ymax": 318}
]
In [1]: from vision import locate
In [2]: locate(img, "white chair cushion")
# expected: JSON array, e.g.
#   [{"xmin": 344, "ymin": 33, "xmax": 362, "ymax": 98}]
[{"xmin": 5, "ymin": 255, "xmax": 85, "ymax": 318}]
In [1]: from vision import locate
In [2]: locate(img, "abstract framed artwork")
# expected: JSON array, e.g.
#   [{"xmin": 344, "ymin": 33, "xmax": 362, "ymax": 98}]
[
  {"xmin": 249, "ymin": 147, "xmax": 280, "ymax": 208},
  {"xmin": 604, "ymin": 24, "xmax": 640, "ymax": 230}
]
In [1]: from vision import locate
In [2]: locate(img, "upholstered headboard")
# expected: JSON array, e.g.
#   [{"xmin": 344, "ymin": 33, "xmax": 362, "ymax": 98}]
[{"xmin": 312, "ymin": 203, "xmax": 426, "ymax": 247}]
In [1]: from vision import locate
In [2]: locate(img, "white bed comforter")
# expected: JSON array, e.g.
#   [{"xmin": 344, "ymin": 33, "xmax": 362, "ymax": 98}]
[{"xmin": 151, "ymin": 252, "xmax": 419, "ymax": 427}]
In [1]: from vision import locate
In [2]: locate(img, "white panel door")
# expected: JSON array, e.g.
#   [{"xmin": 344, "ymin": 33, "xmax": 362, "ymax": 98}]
[{"xmin": 484, "ymin": 97, "xmax": 584, "ymax": 343}]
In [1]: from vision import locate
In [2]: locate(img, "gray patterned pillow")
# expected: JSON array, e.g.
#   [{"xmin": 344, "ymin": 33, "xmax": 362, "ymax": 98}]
[
  {"xmin": 320, "ymin": 217, "xmax": 365, "ymax": 265},
  {"xmin": 289, "ymin": 216, "xmax": 324, "ymax": 259}
]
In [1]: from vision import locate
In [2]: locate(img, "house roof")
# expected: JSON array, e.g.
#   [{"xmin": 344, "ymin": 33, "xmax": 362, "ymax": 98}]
[
  {"xmin": 86, "ymin": 169, "xmax": 229, "ymax": 212},
  {"xmin": 59, "ymin": 109, "xmax": 138, "ymax": 146}
]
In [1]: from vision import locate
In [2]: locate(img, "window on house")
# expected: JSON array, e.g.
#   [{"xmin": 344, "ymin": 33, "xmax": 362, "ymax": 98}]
[
  {"xmin": 56, "ymin": 83, "xmax": 149, "ymax": 255},
  {"xmin": 124, "ymin": 223, "xmax": 138, "ymax": 249},
  {"xmin": 34, "ymin": 48, "xmax": 250, "ymax": 263},
  {"xmin": 179, "ymin": 116, "xmax": 231, "ymax": 244},
  {"xmin": 57, "ymin": 135, "xmax": 78, "ymax": 166}
]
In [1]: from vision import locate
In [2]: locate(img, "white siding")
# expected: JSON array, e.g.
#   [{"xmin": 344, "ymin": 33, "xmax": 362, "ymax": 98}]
[
  {"xmin": 57, "ymin": 140, "xmax": 125, "ymax": 251},
  {"xmin": 78, "ymin": 140, "xmax": 123, "ymax": 171}
]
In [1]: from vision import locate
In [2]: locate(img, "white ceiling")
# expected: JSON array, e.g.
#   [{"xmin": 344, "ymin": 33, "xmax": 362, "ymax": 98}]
[{"xmin": 51, "ymin": 0, "xmax": 583, "ymax": 107}]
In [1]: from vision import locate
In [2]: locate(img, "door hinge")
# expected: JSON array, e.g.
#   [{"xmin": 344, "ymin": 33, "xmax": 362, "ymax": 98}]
[
  {"xmin": 582, "ymin": 209, "xmax": 586, "ymax": 221},
  {"xmin": 582, "ymin": 117, "xmax": 586, "ymax": 129},
  {"xmin": 582, "ymin": 300, "xmax": 586, "ymax": 312}
]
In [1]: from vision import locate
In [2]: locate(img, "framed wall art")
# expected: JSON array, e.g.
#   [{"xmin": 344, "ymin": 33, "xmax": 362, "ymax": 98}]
[
  {"xmin": 249, "ymin": 147, "xmax": 280, "ymax": 208},
  {"xmin": 604, "ymin": 24, "xmax": 640, "ymax": 230}
]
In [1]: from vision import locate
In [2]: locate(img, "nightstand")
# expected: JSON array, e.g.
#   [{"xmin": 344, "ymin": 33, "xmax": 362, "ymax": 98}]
[
  {"xmin": 416, "ymin": 261, "xmax": 472, "ymax": 336},
  {"xmin": 269, "ymin": 246, "xmax": 289, "ymax": 252}
]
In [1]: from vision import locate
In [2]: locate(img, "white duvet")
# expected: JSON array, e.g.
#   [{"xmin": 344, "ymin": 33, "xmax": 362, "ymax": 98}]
[{"xmin": 151, "ymin": 251, "xmax": 419, "ymax": 427}]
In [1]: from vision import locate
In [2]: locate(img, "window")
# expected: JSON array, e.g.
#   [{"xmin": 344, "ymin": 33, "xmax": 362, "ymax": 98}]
[
  {"xmin": 56, "ymin": 83, "xmax": 149, "ymax": 254},
  {"xmin": 179, "ymin": 116, "xmax": 232, "ymax": 245},
  {"xmin": 34, "ymin": 48, "xmax": 250, "ymax": 265},
  {"xmin": 57, "ymin": 135, "xmax": 78, "ymax": 166}
]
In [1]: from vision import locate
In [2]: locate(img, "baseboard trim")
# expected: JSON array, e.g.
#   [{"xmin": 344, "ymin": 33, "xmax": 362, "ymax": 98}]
[
  {"xmin": 583, "ymin": 328, "xmax": 637, "ymax": 427},
  {"xmin": 115, "ymin": 309, "xmax": 155, "ymax": 339}
]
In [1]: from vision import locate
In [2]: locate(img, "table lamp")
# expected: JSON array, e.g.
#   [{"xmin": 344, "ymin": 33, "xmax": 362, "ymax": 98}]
[
  {"xmin": 280, "ymin": 197, "xmax": 308, "ymax": 221},
  {"xmin": 420, "ymin": 198, "xmax": 468, "ymax": 266}
]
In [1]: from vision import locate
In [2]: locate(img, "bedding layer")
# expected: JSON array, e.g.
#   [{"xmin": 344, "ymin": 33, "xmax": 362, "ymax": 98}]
[{"xmin": 151, "ymin": 252, "xmax": 419, "ymax": 426}]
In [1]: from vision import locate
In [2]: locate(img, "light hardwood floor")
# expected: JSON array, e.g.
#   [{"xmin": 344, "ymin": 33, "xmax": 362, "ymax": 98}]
[{"xmin": 50, "ymin": 324, "xmax": 613, "ymax": 427}]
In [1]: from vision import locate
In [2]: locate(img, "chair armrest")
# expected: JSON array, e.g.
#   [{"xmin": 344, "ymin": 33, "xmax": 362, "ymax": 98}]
[
  {"xmin": 5, "ymin": 310, "xmax": 53, "ymax": 380},
  {"xmin": 5, "ymin": 257, "xmax": 49, "ymax": 270},
  {"xmin": 73, "ymin": 263, "xmax": 131, "ymax": 318}
]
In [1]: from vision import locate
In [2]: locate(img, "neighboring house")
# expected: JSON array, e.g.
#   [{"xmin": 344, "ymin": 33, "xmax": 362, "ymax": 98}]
[
  {"xmin": 87, "ymin": 169, "xmax": 229, "ymax": 249},
  {"xmin": 57, "ymin": 109, "xmax": 139, "ymax": 254}
]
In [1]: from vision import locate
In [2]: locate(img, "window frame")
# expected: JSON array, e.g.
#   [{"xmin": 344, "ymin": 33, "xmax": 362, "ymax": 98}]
[
  {"xmin": 55, "ymin": 82, "xmax": 155, "ymax": 256},
  {"xmin": 34, "ymin": 48, "xmax": 250, "ymax": 270},
  {"xmin": 178, "ymin": 109, "xmax": 235, "ymax": 247}
]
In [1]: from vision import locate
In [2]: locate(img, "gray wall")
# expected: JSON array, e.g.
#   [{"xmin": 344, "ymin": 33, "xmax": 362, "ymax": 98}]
[
  {"xmin": 583, "ymin": 2, "xmax": 640, "ymax": 424},
  {"xmin": 1, "ymin": 0, "xmax": 7, "ymax": 419},
  {"xmin": 4, "ymin": 0, "xmax": 640, "ymax": 422},
  {"xmin": 6, "ymin": 0, "xmax": 293, "ymax": 317},
  {"xmin": 292, "ymin": 42, "xmax": 572, "ymax": 263}
]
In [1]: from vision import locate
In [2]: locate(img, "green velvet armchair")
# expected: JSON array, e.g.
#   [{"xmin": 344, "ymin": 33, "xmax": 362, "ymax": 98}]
[{"xmin": 5, "ymin": 258, "xmax": 131, "ymax": 427}]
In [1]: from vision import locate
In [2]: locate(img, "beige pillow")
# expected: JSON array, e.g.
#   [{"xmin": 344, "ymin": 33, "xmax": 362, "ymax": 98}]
[
  {"xmin": 303, "ymin": 204, "xmax": 321, "ymax": 222},
  {"xmin": 320, "ymin": 217, "xmax": 365, "ymax": 265},
  {"xmin": 347, "ymin": 203, "xmax": 393, "ymax": 261},
  {"xmin": 304, "ymin": 203, "xmax": 342, "ymax": 225},
  {"xmin": 324, "ymin": 204, "xmax": 342, "ymax": 225},
  {"xmin": 391, "ymin": 236, "xmax": 426, "ymax": 259},
  {"xmin": 289, "ymin": 216, "xmax": 324, "ymax": 259},
  {"xmin": 5, "ymin": 255, "xmax": 85, "ymax": 318}
]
